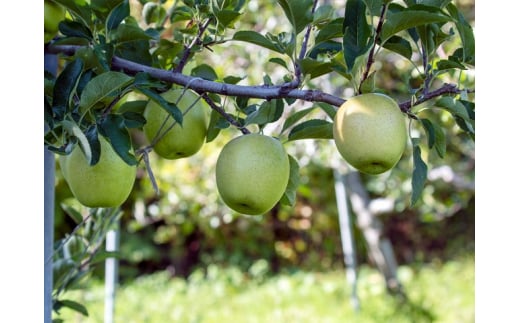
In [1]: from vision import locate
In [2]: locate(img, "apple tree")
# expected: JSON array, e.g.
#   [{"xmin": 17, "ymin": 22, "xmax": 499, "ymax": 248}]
[{"xmin": 44, "ymin": 0, "xmax": 475, "ymax": 318}]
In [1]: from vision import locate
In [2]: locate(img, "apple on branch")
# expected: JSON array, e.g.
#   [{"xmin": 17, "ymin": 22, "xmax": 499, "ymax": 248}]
[
  {"xmin": 333, "ymin": 93, "xmax": 407, "ymax": 175},
  {"xmin": 215, "ymin": 134, "xmax": 290, "ymax": 215}
]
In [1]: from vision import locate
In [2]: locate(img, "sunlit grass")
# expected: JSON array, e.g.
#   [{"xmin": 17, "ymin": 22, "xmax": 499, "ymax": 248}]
[{"xmin": 55, "ymin": 255, "xmax": 474, "ymax": 323}]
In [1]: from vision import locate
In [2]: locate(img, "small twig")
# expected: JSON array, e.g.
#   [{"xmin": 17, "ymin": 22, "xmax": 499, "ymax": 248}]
[
  {"xmin": 45, "ymin": 213, "xmax": 93, "ymax": 264},
  {"xmin": 141, "ymin": 148, "xmax": 159, "ymax": 195},
  {"xmin": 174, "ymin": 18, "xmax": 212, "ymax": 73},
  {"xmin": 398, "ymin": 83, "xmax": 471, "ymax": 113},
  {"xmin": 283, "ymin": 0, "xmax": 320, "ymax": 90},
  {"xmin": 359, "ymin": 3, "xmax": 388, "ymax": 93},
  {"xmin": 199, "ymin": 92, "xmax": 250, "ymax": 134}
]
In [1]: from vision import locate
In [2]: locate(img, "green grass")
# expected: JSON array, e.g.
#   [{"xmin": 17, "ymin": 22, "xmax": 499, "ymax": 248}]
[{"xmin": 55, "ymin": 255, "xmax": 474, "ymax": 323}]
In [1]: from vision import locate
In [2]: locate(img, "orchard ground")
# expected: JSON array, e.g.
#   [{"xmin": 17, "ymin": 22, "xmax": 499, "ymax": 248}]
[{"xmin": 56, "ymin": 254, "xmax": 474, "ymax": 323}]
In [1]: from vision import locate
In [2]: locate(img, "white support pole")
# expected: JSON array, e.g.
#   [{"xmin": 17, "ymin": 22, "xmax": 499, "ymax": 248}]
[
  {"xmin": 333, "ymin": 168, "xmax": 360, "ymax": 311},
  {"xmin": 104, "ymin": 226, "xmax": 120, "ymax": 323},
  {"xmin": 44, "ymin": 53, "xmax": 58, "ymax": 323}
]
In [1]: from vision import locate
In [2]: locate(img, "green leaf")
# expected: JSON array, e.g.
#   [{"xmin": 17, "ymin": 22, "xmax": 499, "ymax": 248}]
[
  {"xmin": 446, "ymin": 3, "xmax": 475, "ymax": 65},
  {"xmin": 79, "ymin": 72, "xmax": 133, "ymax": 112},
  {"xmin": 276, "ymin": 0, "xmax": 314, "ymax": 34},
  {"xmin": 61, "ymin": 120, "xmax": 93, "ymax": 164},
  {"xmin": 223, "ymin": 75, "xmax": 245, "ymax": 84},
  {"xmin": 419, "ymin": 117, "xmax": 447, "ymax": 158},
  {"xmin": 244, "ymin": 100, "xmax": 284, "ymax": 127},
  {"xmin": 411, "ymin": 138, "xmax": 428, "ymax": 206},
  {"xmin": 432, "ymin": 122, "xmax": 446, "ymax": 158},
  {"xmin": 281, "ymin": 107, "xmax": 316, "ymax": 133},
  {"xmin": 342, "ymin": 0, "xmax": 372, "ymax": 72},
  {"xmin": 58, "ymin": 20, "xmax": 93, "ymax": 40},
  {"xmin": 107, "ymin": 0, "xmax": 130, "ymax": 31},
  {"xmin": 97, "ymin": 115, "xmax": 137, "ymax": 166},
  {"xmin": 233, "ymin": 31, "xmax": 285, "ymax": 54},
  {"xmin": 60, "ymin": 202, "xmax": 84, "ymax": 224},
  {"xmin": 359, "ymin": 71, "xmax": 376, "ymax": 94},
  {"xmin": 288, "ymin": 119, "xmax": 333, "ymax": 141},
  {"xmin": 114, "ymin": 23, "xmax": 153, "ymax": 43},
  {"xmin": 84, "ymin": 125, "xmax": 101, "ymax": 165},
  {"xmin": 408, "ymin": 0, "xmax": 452, "ymax": 7},
  {"xmin": 142, "ymin": 2, "xmax": 166, "ymax": 25},
  {"xmin": 121, "ymin": 111, "xmax": 147, "ymax": 128},
  {"xmin": 316, "ymin": 102, "xmax": 337, "ymax": 120},
  {"xmin": 435, "ymin": 96, "xmax": 474, "ymax": 133},
  {"xmin": 53, "ymin": 58, "xmax": 84, "ymax": 111},
  {"xmin": 315, "ymin": 18, "xmax": 343, "ymax": 44},
  {"xmin": 215, "ymin": 9, "xmax": 242, "ymax": 29},
  {"xmin": 116, "ymin": 100, "xmax": 148, "ymax": 114},
  {"xmin": 380, "ymin": 9, "xmax": 451, "ymax": 43},
  {"xmin": 52, "ymin": 0, "xmax": 92, "ymax": 26},
  {"xmin": 206, "ymin": 110, "xmax": 227, "ymax": 143},
  {"xmin": 136, "ymin": 87, "xmax": 184, "ymax": 126},
  {"xmin": 363, "ymin": 0, "xmax": 383, "ymax": 16},
  {"xmin": 419, "ymin": 118, "xmax": 435, "ymax": 149},
  {"xmin": 308, "ymin": 40, "xmax": 343, "ymax": 59},
  {"xmin": 90, "ymin": 251, "xmax": 121, "ymax": 265},
  {"xmin": 435, "ymin": 57, "xmax": 467, "ymax": 70},
  {"xmin": 269, "ymin": 57, "xmax": 289, "ymax": 69},
  {"xmin": 381, "ymin": 35, "xmax": 412, "ymax": 59},
  {"xmin": 299, "ymin": 58, "xmax": 333, "ymax": 79},
  {"xmin": 191, "ymin": 64, "xmax": 219, "ymax": 81},
  {"xmin": 313, "ymin": 4, "xmax": 335, "ymax": 26},
  {"xmin": 56, "ymin": 299, "xmax": 89, "ymax": 317},
  {"xmin": 280, "ymin": 155, "xmax": 300, "ymax": 207}
]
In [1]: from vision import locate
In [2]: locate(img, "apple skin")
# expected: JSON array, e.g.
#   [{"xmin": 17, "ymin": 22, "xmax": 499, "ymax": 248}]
[
  {"xmin": 333, "ymin": 93, "xmax": 407, "ymax": 175},
  {"xmin": 215, "ymin": 134, "xmax": 290, "ymax": 215},
  {"xmin": 143, "ymin": 89, "xmax": 209, "ymax": 159},
  {"xmin": 44, "ymin": 0, "xmax": 65, "ymax": 43},
  {"xmin": 62, "ymin": 136, "xmax": 137, "ymax": 208}
]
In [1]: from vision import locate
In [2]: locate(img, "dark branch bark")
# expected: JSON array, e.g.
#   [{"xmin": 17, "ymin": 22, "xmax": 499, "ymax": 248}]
[{"xmin": 45, "ymin": 44, "xmax": 469, "ymax": 115}]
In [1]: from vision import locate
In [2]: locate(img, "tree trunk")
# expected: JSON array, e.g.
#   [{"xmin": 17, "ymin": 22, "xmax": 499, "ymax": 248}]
[{"xmin": 343, "ymin": 170, "xmax": 403, "ymax": 295}]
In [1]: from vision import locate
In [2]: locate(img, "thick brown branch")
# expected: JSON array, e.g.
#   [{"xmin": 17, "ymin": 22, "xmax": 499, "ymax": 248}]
[
  {"xmin": 46, "ymin": 44, "xmax": 344, "ymax": 105},
  {"xmin": 45, "ymin": 44, "xmax": 469, "ymax": 115}
]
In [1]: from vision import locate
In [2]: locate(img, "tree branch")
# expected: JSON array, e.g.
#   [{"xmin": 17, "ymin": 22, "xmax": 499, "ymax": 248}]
[
  {"xmin": 398, "ymin": 83, "xmax": 467, "ymax": 113},
  {"xmin": 174, "ymin": 18, "xmax": 212, "ymax": 73},
  {"xmin": 359, "ymin": 3, "xmax": 388, "ymax": 94},
  {"xmin": 199, "ymin": 92, "xmax": 250, "ymax": 134},
  {"xmin": 45, "ymin": 44, "xmax": 470, "ymax": 116},
  {"xmin": 282, "ymin": 0, "xmax": 320, "ymax": 90}
]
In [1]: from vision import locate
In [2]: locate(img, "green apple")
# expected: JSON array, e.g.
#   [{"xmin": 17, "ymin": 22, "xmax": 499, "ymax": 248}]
[
  {"xmin": 62, "ymin": 136, "xmax": 137, "ymax": 208},
  {"xmin": 215, "ymin": 134, "xmax": 290, "ymax": 215},
  {"xmin": 333, "ymin": 93, "xmax": 407, "ymax": 175},
  {"xmin": 143, "ymin": 89, "xmax": 209, "ymax": 159},
  {"xmin": 44, "ymin": 0, "xmax": 65, "ymax": 43}
]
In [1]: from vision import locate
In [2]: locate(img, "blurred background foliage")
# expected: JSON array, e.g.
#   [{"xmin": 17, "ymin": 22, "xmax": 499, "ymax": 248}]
[{"xmin": 53, "ymin": 0, "xmax": 474, "ymax": 291}]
